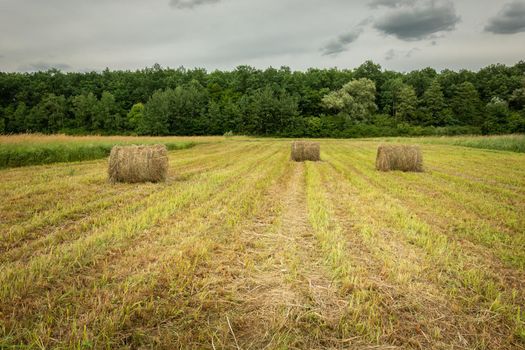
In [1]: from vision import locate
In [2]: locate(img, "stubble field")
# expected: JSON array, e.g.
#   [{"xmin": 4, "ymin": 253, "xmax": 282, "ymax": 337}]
[{"xmin": 0, "ymin": 137, "xmax": 524, "ymax": 349}]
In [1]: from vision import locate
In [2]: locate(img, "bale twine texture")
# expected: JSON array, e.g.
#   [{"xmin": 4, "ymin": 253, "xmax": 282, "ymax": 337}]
[
  {"xmin": 108, "ymin": 144, "xmax": 168, "ymax": 183},
  {"xmin": 291, "ymin": 141, "xmax": 321, "ymax": 162},
  {"xmin": 376, "ymin": 144, "xmax": 423, "ymax": 172}
]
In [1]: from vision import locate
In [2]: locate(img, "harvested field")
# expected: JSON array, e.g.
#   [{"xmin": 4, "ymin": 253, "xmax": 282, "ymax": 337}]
[{"xmin": 0, "ymin": 137, "xmax": 524, "ymax": 349}]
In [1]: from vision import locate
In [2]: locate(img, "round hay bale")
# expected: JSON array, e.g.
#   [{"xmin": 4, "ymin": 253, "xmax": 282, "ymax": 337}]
[
  {"xmin": 108, "ymin": 144, "xmax": 168, "ymax": 183},
  {"xmin": 291, "ymin": 141, "xmax": 320, "ymax": 162},
  {"xmin": 376, "ymin": 144, "xmax": 423, "ymax": 172}
]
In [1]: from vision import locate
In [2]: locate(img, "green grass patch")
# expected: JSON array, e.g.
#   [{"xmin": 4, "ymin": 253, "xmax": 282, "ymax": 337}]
[
  {"xmin": 439, "ymin": 134, "xmax": 525, "ymax": 153},
  {"xmin": 0, "ymin": 141, "xmax": 195, "ymax": 169},
  {"xmin": 377, "ymin": 134, "xmax": 525, "ymax": 153}
]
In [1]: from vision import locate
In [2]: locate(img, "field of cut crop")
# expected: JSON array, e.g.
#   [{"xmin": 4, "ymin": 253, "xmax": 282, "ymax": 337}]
[{"xmin": 1, "ymin": 137, "xmax": 524, "ymax": 349}]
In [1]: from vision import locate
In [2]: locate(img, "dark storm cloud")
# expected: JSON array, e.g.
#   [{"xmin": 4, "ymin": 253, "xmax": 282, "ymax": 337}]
[
  {"xmin": 321, "ymin": 28, "xmax": 363, "ymax": 56},
  {"xmin": 169, "ymin": 0, "xmax": 220, "ymax": 9},
  {"xmin": 485, "ymin": 1, "xmax": 525, "ymax": 34},
  {"xmin": 368, "ymin": 0, "xmax": 416, "ymax": 8},
  {"xmin": 374, "ymin": 1, "xmax": 460, "ymax": 40},
  {"xmin": 18, "ymin": 62, "xmax": 71, "ymax": 72}
]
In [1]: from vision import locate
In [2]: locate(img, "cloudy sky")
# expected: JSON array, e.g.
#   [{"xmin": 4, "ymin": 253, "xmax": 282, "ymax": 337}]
[{"xmin": 0, "ymin": 0, "xmax": 524, "ymax": 73}]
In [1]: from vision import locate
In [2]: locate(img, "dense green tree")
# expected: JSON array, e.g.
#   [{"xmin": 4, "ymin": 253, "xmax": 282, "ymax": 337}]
[
  {"xmin": 168, "ymin": 81, "xmax": 209, "ymax": 135},
  {"xmin": 220, "ymin": 97, "xmax": 242, "ymax": 134},
  {"xmin": 127, "ymin": 103, "xmax": 145, "ymax": 132},
  {"xmin": 140, "ymin": 89, "xmax": 171, "ymax": 135},
  {"xmin": 303, "ymin": 117, "xmax": 322, "ymax": 137},
  {"xmin": 509, "ymin": 77, "xmax": 525, "ymax": 111},
  {"xmin": 71, "ymin": 93, "xmax": 98, "ymax": 130},
  {"xmin": 2, "ymin": 105, "xmax": 15, "ymax": 133},
  {"xmin": 12, "ymin": 102, "xmax": 29, "ymax": 133},
  {"xmin": 405, "ymin": 67, "xmax": 437, "ymax": 97},
  {"xmin": 381, "ymin": 78, "xmax": 405, "ymax": 116},
  {"xmin": 28, "ymin": 93, "xmax": 67, "ymax": 133},
  {"xmin": 322, "ymin": 78, "xmax": 377, "ymax": 123},
  {"xmin": 396, "ymin": 85, "xmax": 418, "ymax": 123},
  {"xmin": 421, "ymin": 79, "xmax": 449, "ymax": 126},
  {"xmin": 353, "ymin": 61, "xmax": 383, "ymax": 89},
  {"xmin": 96, "ymin": 91, "xmax": 121, "ymax": 131},
  {"xmin": 475, "ymin": 64, "xmax": 522, "ymax": 102},
  {"xmin": 239, "ymin": 86, "xmax": 299, "ymax": 135},
  {"xmin": 1, "ymin": 61, "xmax": 524, "ymax": 136},
  {"xmin": 450, "ymin": 82, "xmax": 482, "ymax": 125},
  {"xmin": 483, "ymin": 97, "xmax": 510, "ymax": 134},
  {"xmin": 206, "ymin": 100, "xmax": 223, "ymax": 135},
  {"xmin": 508, "ymin": 111, "xmax": 525, "ymax": 133},
  {"xmin": 0, "ymin": 106, "xmax": 5, "ymax": 134}
]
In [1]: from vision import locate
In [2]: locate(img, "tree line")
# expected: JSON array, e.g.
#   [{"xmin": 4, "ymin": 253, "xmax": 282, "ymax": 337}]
[{"xmin": 1, "ymin": 61, "xmax": 524, "ymax": 137}]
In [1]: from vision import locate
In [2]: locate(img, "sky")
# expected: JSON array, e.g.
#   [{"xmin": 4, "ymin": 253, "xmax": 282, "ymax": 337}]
[{"xmin": 0, "ymin": 0, "xmax": 524, "ymax": 73}]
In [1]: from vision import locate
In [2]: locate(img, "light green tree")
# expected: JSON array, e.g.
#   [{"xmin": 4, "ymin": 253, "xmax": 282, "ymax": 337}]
[
  {"xmin": 322, "ymin": 78, "xmax": 377, "ymax": 122},
  {"xmin": 127, "ymin": 103, "xmax": 145, "ymax": 132},
  {"xmin": 141, "ymin": 89, "xmax": 172, "ymax": 135}
]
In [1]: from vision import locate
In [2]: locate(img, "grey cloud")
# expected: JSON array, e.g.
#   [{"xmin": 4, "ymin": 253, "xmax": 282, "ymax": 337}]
[
  {"xmin": 384, "ymin": 47, "xmax": 419, "ymax": 60},
  {"xmin": 18, "ymin": 62, "xmax": 71, "ymax": 72},
  {"xmin": 321, "ymin": 28, "xmax": 362, "ymax": 56},
  {"xmin": 369, "ymin": 0, "xmax": 416, "ymax": 8},
  {"xmin": 406, "ymin": 47, "xmax": 420, "ymax": 57},
  {"xmin": 374, "ymin": 1, "xmax": 460, "ymax": 40},
  {"xmin": 170, "ymin": 0, "xmax": 220, "ymax": 9},
  {"xmin": 485, "ymin": 1, "xmax": 525, "ymax": 34},
  {"xmin": 385, "ymin": 49, "xmax": 396, "ymax": 60}
]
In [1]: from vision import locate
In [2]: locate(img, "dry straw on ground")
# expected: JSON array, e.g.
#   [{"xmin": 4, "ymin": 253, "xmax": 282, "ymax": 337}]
[
  {"xmin": 376, "ymin": 144, "xmax": 423, "ymax": 172},
  {"xmin": 108, "ymin": 144, "xmax": 168, "ymax": 183},
  {"xmin": 291, "ymin": 141, "xmax": 320, "ymax": 162}
]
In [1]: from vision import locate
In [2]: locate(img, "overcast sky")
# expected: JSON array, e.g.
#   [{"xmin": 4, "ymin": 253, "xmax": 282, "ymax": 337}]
[{"xmin": 0, "ymin": 0, "xmax": 524, "ymax": 73}]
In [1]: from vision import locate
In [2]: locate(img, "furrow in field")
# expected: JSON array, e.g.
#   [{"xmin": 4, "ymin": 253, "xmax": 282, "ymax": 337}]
[
  {"xmin": 309, "ymin": 160, "xmax": 497, "ymax": 349},
  {"xmin": 223, "ymin": 161, "xmax": 348, "ymax": 349},
  {"xmin": 0, "ymin": 143, "xmax": 253, "ymax": 255},
  {"xmin": 345, "ymin": 143, "xmax": 525, "ymax": 212},
  {"xmin": 324, "ymin": 145, "xmax": 525, "ymax": 290},
  {"xmin": 41, "ymin": 153, "xmax": 345, "ymax": 349},
  {"xmin": 0, "ymin": 142, "xmax": 227, "ymax": 207},
  {"xmin": 0, "ymin": 143, "xmax": 290, "ymax": 348},
  {"xmin": 0, "ymin": 143, "xmax": 279, "ymax": 308},
  {"xmin": 350, "ymin": 141, "xmax": 525, "ymax": 197},
  {"xmin": 0, "ymin": 142, "xmax": 231, "ymax": 211},
  {"xmin": 1, "ymin": 173, "xmax": 210, "ymax": 264},
  {"xmin": 302, "ymin": 164, "xmax": 470, "ymax": 348},
  {"xmin": 320, "ymin": 148, "xmax": 524, "ymax": 349},
  {"xmin": 325, "ymin": 143, "xmax": 525, "ymax": 269}
]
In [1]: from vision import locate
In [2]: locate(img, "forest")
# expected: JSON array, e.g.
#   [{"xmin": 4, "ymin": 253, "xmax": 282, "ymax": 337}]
[{"xmin": 1, "ymin": 60, "xmax": 524, "ymax": 137}]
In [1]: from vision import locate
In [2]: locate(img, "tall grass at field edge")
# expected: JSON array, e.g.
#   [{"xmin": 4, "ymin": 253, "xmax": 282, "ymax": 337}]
[
  {"xmin": 377, "ymin": 134, "xmax": 525, "ymax": 153},
  {"xmin": 0, "ymin": 141, "xmax": 196, "ymax": 169}
]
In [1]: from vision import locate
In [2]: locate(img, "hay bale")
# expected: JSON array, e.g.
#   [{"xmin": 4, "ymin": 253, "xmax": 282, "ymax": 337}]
[
  {"xmin": 108, "ymin": 144, "xmax": 168, "ymax": 183},
  {"xmin": 291, "ymin": 141, "xmax": 320, "ymax": 162},
  {"xmin": 376, "ymin": 144, "xmax": 423, "ymax": 172}
]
